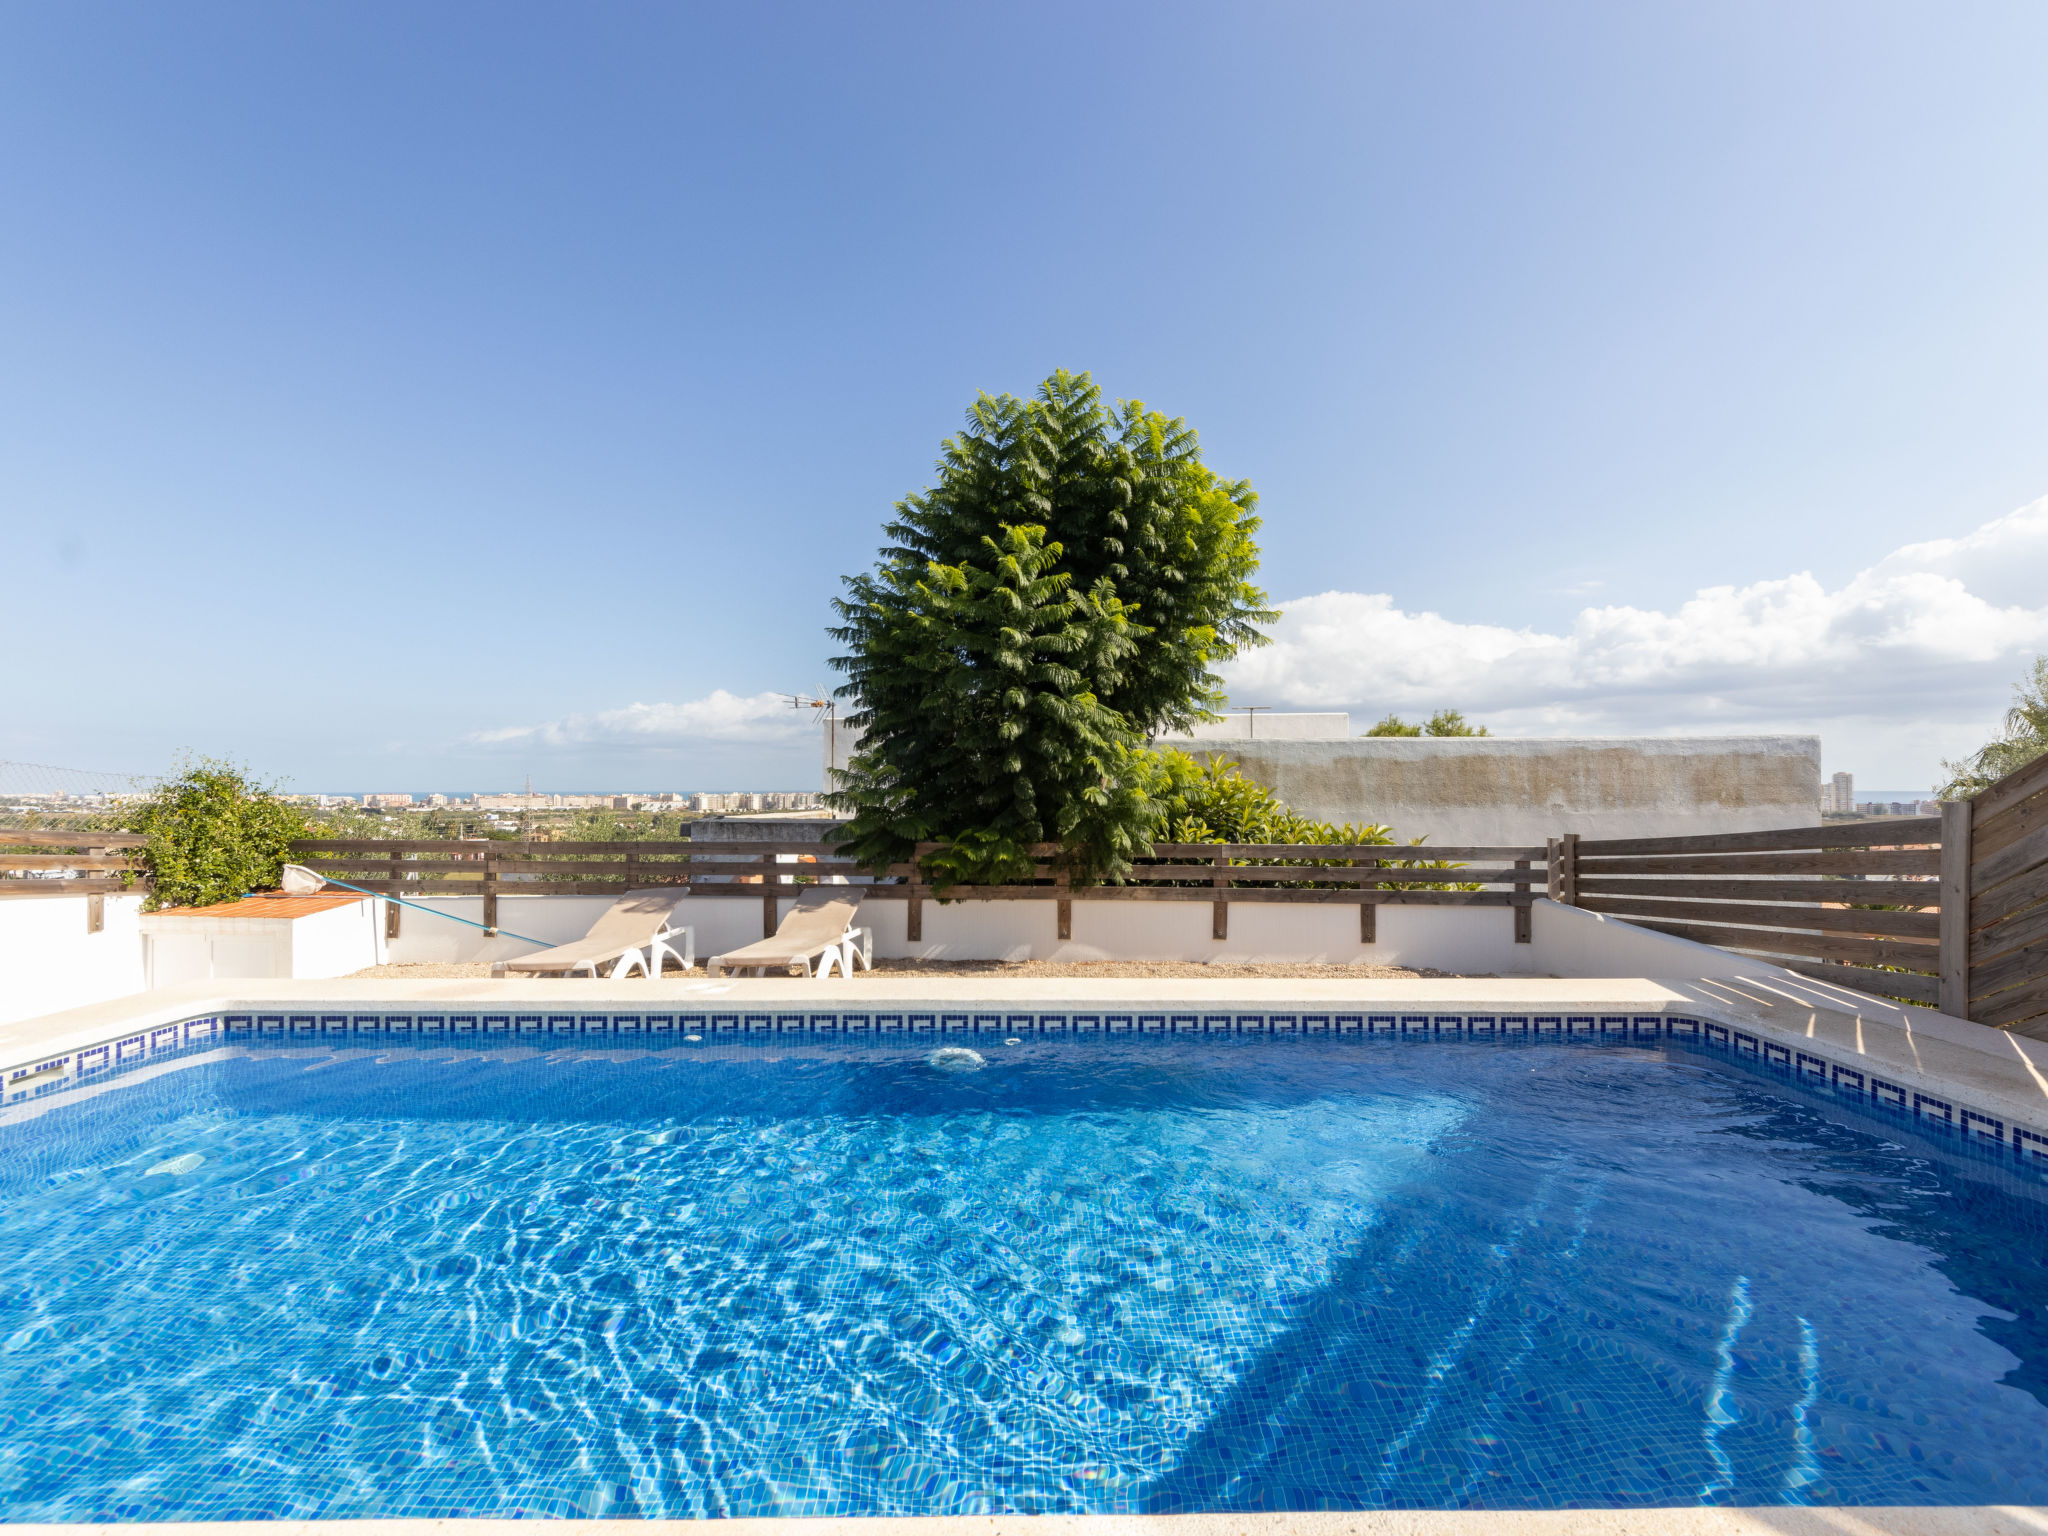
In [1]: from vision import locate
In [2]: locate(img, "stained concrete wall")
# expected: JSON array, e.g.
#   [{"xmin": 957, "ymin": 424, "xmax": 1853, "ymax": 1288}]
[{"xmin": 1183, "ymin": 736, "xmax": 1822, "ymax": 845}]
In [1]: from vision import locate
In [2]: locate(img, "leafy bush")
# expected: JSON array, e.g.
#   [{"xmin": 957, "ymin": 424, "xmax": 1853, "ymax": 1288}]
[{"xmin": 126, "ymin": 757, "xmax": 310, "ymax": 910}]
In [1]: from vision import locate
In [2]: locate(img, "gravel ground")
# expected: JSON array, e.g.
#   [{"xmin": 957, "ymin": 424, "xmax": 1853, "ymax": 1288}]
[{"xmin": 345, "ymin": 959, "xmax": 1455, "ymax": 980}]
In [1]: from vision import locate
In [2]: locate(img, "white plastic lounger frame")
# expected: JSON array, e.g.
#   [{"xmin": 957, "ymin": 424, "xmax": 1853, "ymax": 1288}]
[
  {"xmin": 708, "ymin": 889, "xmax": 870, "ymax": 979},
  {"xmin": 492, "ymin": 892, "xmax": 696, "ymax": 980}
]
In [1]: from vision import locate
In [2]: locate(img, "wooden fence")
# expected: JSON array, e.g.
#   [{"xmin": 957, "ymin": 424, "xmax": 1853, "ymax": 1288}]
[
  {"xmin": 1546, "ymin": 820, "xmax": 1943, "ymax": 1006},
  {"xmin": 286, "ymin": 837, "xmax": 1546, "ymax": 944},
  {"xmin": 285, "ymin": 777, "xmax": 2048, "ymax": 1032},
  {"xmin": 0, "ymin": 829, "xmax": 150, "ymax": 932},
  {"xmin": 0, "ymin": 829, "xmax": 151, "ymax": 897},
  {"xmin": 1955, "ymin": 751, "xmax": 2048, "ymax": 1031}
]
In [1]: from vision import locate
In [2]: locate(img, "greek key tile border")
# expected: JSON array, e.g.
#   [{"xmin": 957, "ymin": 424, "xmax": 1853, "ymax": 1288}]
[
  {"xmin": 3, "ymin": 1015, "xmax": 224, "ymax": 1105},
  {"xmin": 20, "ymin": 1008, "xmax": 2038, "ymax": 1170}
]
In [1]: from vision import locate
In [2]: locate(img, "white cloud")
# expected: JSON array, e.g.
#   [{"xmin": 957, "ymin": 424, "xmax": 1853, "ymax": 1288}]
[
  {"xmin": 1222, "ymin": 496, "xmax": 2048, "ymax": 782},
  {"xmin": 472, "ymin": 690, "xmax": 815, "ymax": 750}
]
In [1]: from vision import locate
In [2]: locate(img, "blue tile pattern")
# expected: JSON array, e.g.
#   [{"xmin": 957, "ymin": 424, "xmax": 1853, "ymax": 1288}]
[
  {"xmin": 1, "ymin": 1026, "xmax": 2046, "ymax": 1520},
  {"xmin": 155, "ymin": 1007, "xmax": 2048, "ymax": 1168}
]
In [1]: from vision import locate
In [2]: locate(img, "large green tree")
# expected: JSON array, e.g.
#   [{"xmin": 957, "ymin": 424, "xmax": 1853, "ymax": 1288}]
[{"xmin": 830, "ymin": 371, "xmax": 1274, "ymax": 884}]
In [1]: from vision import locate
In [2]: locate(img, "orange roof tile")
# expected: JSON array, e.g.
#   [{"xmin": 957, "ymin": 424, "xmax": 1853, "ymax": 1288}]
[{"xmin": 154, "ymin": 893, "xmax": 372, "ymax": 920}]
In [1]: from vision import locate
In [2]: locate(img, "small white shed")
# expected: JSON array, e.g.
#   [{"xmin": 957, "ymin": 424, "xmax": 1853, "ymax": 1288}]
[{"xmin": 141, "ymin": 893, "xmax": 386, "ymax": 984}]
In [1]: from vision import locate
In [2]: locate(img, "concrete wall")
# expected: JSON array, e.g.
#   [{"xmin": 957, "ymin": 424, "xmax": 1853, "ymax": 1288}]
[
  {"xmin": 827, "ymin": 719, "xmax": 1820, "ymax": 844},
  {"xmin": 0, "ymin": 894, "xmax": 148, "ymax": 1026},
  {"xmin": 1181, "ymin": 736, "xmax": 1821, "ymax": 845},
  {"xmin": 382, "ymin": 890, "xmax": 1786, "ymax": 981}
]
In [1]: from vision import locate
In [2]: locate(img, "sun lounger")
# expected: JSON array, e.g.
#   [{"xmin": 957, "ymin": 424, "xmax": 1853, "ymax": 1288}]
[
  {"xmin": 707, "ymin": 887, "xmax": 871, "ymax": 978},
  {"xmin": 492, "ymin": 892, "xmax": 695, "ymax": 979}
]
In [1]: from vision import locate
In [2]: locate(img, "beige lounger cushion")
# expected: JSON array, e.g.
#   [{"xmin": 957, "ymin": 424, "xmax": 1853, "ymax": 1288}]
[
  {"xmin": 710, "ymin": 888, "xmax": 864, "ymax": 973},
  {"xmin": 501, "ymin": 892, "xmax": 685, "ymax": 975}
]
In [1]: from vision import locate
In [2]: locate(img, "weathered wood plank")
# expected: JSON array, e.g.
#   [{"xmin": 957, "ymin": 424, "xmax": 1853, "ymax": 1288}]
[
  {"xmin": 1604, "ymin": 916, "xmax": 1938, "ymax": 970},
  {"xmin": 1574, "ymin": 875, "xmax": 1939, "ymax": 906},
  {"xmin": 1576, "ymin": 896, "xmax": 1938, "ymax": 938},
  {"xmin": 1143, "ymin": 842, "xmax": 1541, "ymax": 861},
  {"xmin": 858, "ymin": 885, "xmax": 1521, "ymax": 907},
  {"xmin": 0, "ymin": 853, "xmax": 145, "ymax": 871},
  {"xmin": 1969, "ymin": 895, "xmax": 2048, "ymax": 970},
  {"xmin": 1970, "ymin": 971, "xmax": 2048, "ymax": 1031},
  {"xmin": 1775, "ymin": 960, "xmax": 1942, "ymax": 1006},
  {"xmin": 0, "ymin": 830, "xmax": 148, "ymax": 848},
  {"xmin": 0, "ymin": 877, "xmax": 147, "ymax": 896},
  {"xmin": 1576, "ymin": 819, "xmax": 1941, "ymax": 856},
  {"xmin": 1969, "ymin": 862, "xmax": 2048, "ymax": 929},
  {"xmin": 1125, "ymin": 865, "xmax": 1521, "ymax": 886},
  {"xmin": 1969, "ymin": 820, "xmax": 2048, "ymax": 895},
  {"xmin": 1967, "ymin": 928, "xmax": 2048, "ymax": 1001},
  {"xmin": 1568, "ymin": 850, "xmax": 1940, "ymax": 877},
  {"xmin": 1941, "ymin": 799, "xmax": 1971, "ymax": 1017},
  {"xmin": 1970, "ymin": 780, "xmax": 2048, "ymax": 864},
  {"xmin": 1968, "ymin": 748, "xmax": 2048, "ymax": 826},
  {"xmin": 289, "ymin": 838, "xmax": 698, "ymax": 855}
]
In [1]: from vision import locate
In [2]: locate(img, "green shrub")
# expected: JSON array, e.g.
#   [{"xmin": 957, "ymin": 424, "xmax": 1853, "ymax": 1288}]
[{"xmin": 126, "ymin": 757, "xmax": 310, "ymax": 910}]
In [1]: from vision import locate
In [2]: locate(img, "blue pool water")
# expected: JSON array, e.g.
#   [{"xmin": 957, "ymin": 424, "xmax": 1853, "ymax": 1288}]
[{"xmin": 0, "ymin": 1033, "xmax": 2044, "ymax": 1519}]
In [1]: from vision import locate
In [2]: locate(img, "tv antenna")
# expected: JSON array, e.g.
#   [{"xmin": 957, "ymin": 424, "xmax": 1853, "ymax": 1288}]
[{"xmin": 1235, "ymin": 705, "xmax": 1270, "ymax": 738}]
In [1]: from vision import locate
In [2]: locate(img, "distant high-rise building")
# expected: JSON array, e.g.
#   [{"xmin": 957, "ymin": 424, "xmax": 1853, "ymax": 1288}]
[{"xmin": 1823, "ymin": 772, "xmax": 1854, "ymax": 815}]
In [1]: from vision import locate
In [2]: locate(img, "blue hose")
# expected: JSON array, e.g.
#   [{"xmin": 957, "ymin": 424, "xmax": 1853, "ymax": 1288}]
[{"xmin": 312, "ymin": 873, "xmax": 551, "ymax": 948}]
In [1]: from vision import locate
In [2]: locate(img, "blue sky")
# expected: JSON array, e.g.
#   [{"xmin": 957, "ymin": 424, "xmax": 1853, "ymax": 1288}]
[{"xmin": 4, "ymin": 1, "xmax": 2046, "ymax": 794}]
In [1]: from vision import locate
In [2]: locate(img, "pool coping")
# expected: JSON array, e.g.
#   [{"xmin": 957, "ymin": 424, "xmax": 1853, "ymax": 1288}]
[
  {"xmin": 9, "ymin": 1505, "xmax": 2048, "ymax": 1533},
  {"xmin": 7, "ymin": 973, "xmax": 2048, "ymax": 1150}
]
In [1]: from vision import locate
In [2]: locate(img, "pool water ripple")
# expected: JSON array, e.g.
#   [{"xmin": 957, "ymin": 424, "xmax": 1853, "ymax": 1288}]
[{"xmin": 0, "ymin": 1036, "xmax": 2042, "ymax": 1518}]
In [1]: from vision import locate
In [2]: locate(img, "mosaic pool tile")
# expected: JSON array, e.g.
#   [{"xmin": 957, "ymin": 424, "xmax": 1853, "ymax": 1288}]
[{"xmin": 0, "ymin": 1029, "xmax": 2043, "ymax": 1520}]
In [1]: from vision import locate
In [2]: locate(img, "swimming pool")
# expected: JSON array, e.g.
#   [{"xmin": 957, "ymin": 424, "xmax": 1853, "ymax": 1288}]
[{"xmin": 1, "ymin": 1021, "xmax": 2044, "ymax": 1519}]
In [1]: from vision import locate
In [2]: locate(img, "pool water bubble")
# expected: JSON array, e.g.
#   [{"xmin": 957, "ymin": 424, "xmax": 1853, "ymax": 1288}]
[{"xmin": 927, "ymin": 1047, "xmax": 986, "ymax": 1073}]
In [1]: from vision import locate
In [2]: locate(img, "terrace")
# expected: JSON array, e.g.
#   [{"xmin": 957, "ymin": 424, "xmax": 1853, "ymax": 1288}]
[{"xmin": 1, "ymin": 751, "xmax": 2046, "ymax": 1529}]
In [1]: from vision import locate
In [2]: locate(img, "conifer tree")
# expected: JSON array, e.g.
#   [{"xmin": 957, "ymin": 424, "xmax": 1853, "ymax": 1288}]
[{"xmin": 829, "ymin": 371, "xmax": 1274, "ymax": 884}]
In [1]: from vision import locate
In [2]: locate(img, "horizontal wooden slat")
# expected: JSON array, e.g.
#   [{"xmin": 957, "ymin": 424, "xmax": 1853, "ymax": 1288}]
[
  {"xmin": 327, "ymin": 880, "xmax": 681, "ymax": 897},
  {"xmin": 292, "ymin": 838, "xmax": 519, "ymax": 854},
  {"xmin": 0, "ymin": 877, "xmax": 146, "ymax": 896},
  {"xmin": 1775, "ymin": 960, "xmax": 1942, "ymax": 1006},
  {"xmin": 884, "ymin": 886, "xmax": 1521, "ymax": 906},
  {"xmin": 1968, "ymin": 929, "xmax": 2048, "ymax": 1001},
  {"xmin": 289, "ymin": 838, "xmax": 700, "ymax": 855},
  {"xmin": 1571, "ymin": 850, "xmax": 1940, "ymax": 877},
  {"xmin": 1970, "ymin": 821, "xmax": 2048, "ymax": 896},
  {"xmin": 1574, "ymin": 875, "xmax": 1939, "ymax": 906},
  {"xmin": 1968, "ymin": 748, "xmax": 2048, "ymax": 825},
  {"xmin": 1970, "ymin": 780, "xmax": 2048, "ymax": 864},
  {"xmin": 1123, "ymin": 865, "xmax": 1509, "ymax": 886},
  {"xmin": 0, "ymin": 853, "xmax": 145, "ymax": 871},
  {"xmin": 1577, "ymin": 896, "xmax": 1939, "ymax": 939},
  {"xmin": 692, "ymin": 846, "xmax": 861, "ymax": 859},
  {"xmin": 1144, "ymin": 842, "xmax": 1541, "ymax": 861},
  {"xmin": 1576, "ymin": 819, "xmax": 1941, "ymax": 856},
  {"xmin": 1970, "ymin": 971, "xmax": 2048, "ymax": 1031},
  {"xmin": 1611, "ymin": 915, "xmax": 1938, "ymax": 970},
  {"xmin": 1970, "ymin": 895, "xmax": 2048, "ymax": 969},
  {"xmin": 304, "ymin": 859, "xmax": 690, "ymax": 878},
  {"xmin": 0, "ymin": 829, "xmax": 148, "ymax": 848}
]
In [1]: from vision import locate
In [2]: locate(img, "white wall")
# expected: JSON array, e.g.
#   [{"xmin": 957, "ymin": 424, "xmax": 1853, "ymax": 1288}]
[
  {"xmin": 384, "ymin": 891, "xmax": 1783, "ymax": 981},
  {"xmin": 141, "ymin": 899, "xmax": 385, "ymax": 985},
  {"xmin": 0, "ymin": 894, "xmax": 148, "ymax": 1026}
]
